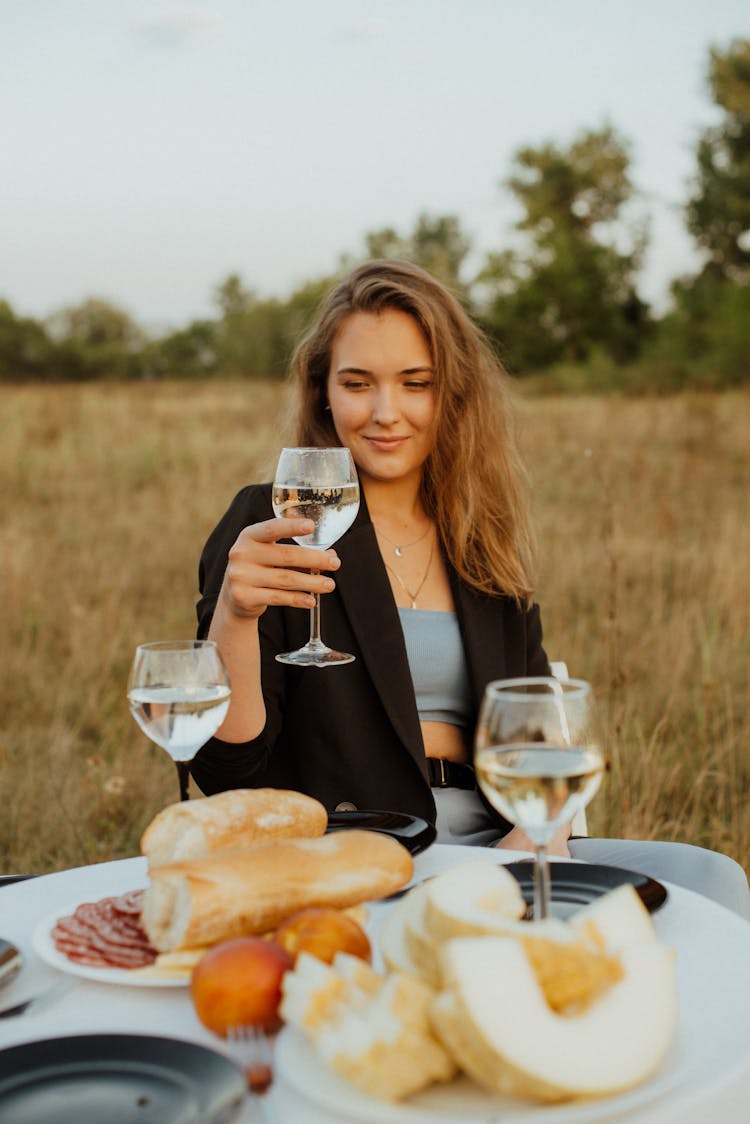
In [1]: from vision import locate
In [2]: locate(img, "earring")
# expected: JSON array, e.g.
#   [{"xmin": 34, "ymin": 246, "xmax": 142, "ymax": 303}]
[{"xmin": 324, "ymin": 404, "xmax": 332, "ymax": 412}]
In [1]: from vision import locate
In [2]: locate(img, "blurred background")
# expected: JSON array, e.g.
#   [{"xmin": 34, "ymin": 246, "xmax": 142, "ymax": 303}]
[
  {"xmin": 2, "ymin": 0, "xmax": 749, "ymax": 388},
  {"xmin": 1, "ymin": 2, "xmax": 748, "ymax": 873}
]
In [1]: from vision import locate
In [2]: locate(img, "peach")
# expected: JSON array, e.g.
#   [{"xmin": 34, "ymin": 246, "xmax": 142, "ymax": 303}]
[
  {"xmin": 273, "ymin": 907, "xmax": 371, "ymax": 966},
  {"xmin": 191, "ymin": 936, "xmax": 293, "ymax": 1035}
]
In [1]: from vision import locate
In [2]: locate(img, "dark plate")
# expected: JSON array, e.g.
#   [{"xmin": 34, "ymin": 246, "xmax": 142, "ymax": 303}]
[
  {"xmin": 0, "ymin": 1034, "xmax": 246, "ymax": 1124},
  {"xmin": 504, "ymin": 860, "xmax": 668, "ymax": 917},
  {"xmin": 327, "ymin": 810, "xmax": 437, "ymax": 856}
]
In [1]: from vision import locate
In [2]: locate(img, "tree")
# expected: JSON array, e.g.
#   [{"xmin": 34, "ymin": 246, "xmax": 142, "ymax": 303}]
[
  {"xmin": 478, "ymin": 126, "xmax": 649, "ymax": 370},
  {"xmin": 657, "ymin": 39, "xmax": 750, "ymax": 386},
  {"xmin": 686, "ymin": 38, "xmax": 750, "ymax": 280},
  {"xmin": 46, "ymin": 298, "xmax": 145, "ymax": 380},
  {"xmin": 212, "ymin": 272, "xmax": 340, "ymax": 378},
  {"xmin": 0, "ymin": 300, "xmax": 55, "ymax": 381},
  {"xmin": 365, "ymin": 213, "xmax": 471, "ymax": 295},
  {"xmin": 144, "ymin": 320, "xmax": 219, "ymax": 379}
]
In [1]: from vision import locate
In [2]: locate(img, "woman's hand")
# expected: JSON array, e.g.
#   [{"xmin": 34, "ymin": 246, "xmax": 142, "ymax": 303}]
[
  {"xmin": 219, "ymin": 517, "xmax": 341, "ymax": 621},
  {"xmin": 495, "ymin": 823, "xmax": 571, "ymax": 858}
]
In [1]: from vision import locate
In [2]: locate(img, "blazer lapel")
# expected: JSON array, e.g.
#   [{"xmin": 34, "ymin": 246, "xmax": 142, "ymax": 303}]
[{"xmin": 334, "ymin": 498, "xmax": 427, "ymax": 776}]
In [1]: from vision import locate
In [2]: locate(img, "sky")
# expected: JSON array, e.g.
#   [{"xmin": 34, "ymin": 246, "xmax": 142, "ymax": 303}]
[{"xmin": 2, "ymin": 0, "xmax": 748, "ymax": 331}]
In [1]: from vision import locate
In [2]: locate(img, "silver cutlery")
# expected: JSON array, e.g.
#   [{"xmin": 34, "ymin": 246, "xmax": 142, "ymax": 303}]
[
  {"xmin": 0, "ymin": 939, "xmax": 22, "ymax": 989},
  {"xmin": 0, "ymin": 978, "xmax": 74, "ymax": 1019},
  {"xmin": 225, "ymin": 1025, "xmax": 280, "ymax": 1123}
]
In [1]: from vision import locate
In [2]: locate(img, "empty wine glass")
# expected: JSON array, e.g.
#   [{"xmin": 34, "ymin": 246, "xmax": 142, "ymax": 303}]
[
  {"xmin": 272, "ymin": 447, "xmax": 360, "ymax": 667},
  {"xmin": 474, "ymin": 677, "xmax": 604, "ymax": 919},
  {"xmin": 127, "ymin": 640, "xmax": 231, "ymax": 801}
]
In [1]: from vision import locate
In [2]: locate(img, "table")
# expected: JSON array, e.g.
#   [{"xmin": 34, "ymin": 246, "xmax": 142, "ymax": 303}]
[{"xmin": 1, "ymin": 845, "xmax": 749, "ymax": 1123}]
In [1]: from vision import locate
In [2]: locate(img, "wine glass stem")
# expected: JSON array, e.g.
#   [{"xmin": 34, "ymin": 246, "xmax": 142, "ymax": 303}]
[
  {"xmin": 533, "ymin": 843, "xmax": 551, "ymax": 920},
  {"xmin": 308, "ymin": 569, "xmax": 323, "ymax": 647},
  {"xmin": 176, "ymin": 761, "xmax": 191, "ymax": 802}
]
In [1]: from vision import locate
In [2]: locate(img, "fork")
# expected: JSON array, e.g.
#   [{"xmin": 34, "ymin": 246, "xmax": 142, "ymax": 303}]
[{"xmin": 225, "ymin": 1024, "xmax": 279, "ymax": 1123}]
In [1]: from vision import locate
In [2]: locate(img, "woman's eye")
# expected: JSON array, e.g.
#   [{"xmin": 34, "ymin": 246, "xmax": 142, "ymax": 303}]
[
  {"xmin": 405, "ymin": 380, "xmax": 432, "ymax": 390},
  {"xmin": 343, "ymin": 379, "xmax": 368, "ymax": 390}
]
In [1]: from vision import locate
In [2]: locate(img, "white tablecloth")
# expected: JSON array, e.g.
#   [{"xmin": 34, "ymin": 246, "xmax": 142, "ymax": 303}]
[{"xmin": 1, "ymin": 845, "xmax": 749, "ymax": 1123}]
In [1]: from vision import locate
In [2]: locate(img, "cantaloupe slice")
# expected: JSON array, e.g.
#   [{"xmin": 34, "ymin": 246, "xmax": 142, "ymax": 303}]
[{"xmin": 431, "ymin": 935, "xmax": 677, "ymax": 1102}]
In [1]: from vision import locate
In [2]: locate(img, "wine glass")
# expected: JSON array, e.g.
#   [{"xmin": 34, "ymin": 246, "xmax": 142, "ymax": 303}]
[
  {"xmin": 127, "ymin": 640, "xmax": 231, "ymax": 802},
  {"xmin": 272, "ymin": 446, "xmax": 360, "ymax": 667},
  {"xmin": 474, "ymin": 677, "xmax": 604, "ymax": 920}
]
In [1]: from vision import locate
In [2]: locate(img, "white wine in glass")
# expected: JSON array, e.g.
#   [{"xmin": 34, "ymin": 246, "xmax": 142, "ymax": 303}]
[
  {"xmin": 127, "ymin": 640, "xmax": 231, "ymax": 801},
  {"xmin": 272, "ymin": 446, "xmax": 360, "ymax": 667},
  {"xmin": 474, "ymin": 677, "xmax": 604, "ymax": 919}
]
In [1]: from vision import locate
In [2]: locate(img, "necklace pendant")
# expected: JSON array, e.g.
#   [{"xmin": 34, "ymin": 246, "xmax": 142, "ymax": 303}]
[
  {"xmin": 411, "ymin": 599, "xmax": 417, "ymax": 609},
  {"xmin": 394, "ymin": 546, "xmax": 403, "ymax": 557}
]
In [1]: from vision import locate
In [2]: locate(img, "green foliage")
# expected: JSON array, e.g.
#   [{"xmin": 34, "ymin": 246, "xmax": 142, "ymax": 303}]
[
  {"xmin": 687, "ymin": 39, "xmax": 750, "ymax": 279},
  {"xmin": 655, "ymin": 37, "xmax": 750, "ymax": 388},
  {"xmin": 478, "ymin": 125, "xmax": 649, "ymax": 372},
  {"xmin": 211, "ymin": 271, "xmax": 338, "ymax": 379},
  {"xmin": 143, "ymin": 320, "xmax": 219, "ymax": 379},
  {"xmin": 46, "ymin": 298, "xmax": 146, "ymax": 380},
  {"xmin": 365, "ymin": 212, "xmax": 471, "ymax": 296},
  {"xmin": 0, "ymin": 300, "xmax": 55, "ymax": 381}
]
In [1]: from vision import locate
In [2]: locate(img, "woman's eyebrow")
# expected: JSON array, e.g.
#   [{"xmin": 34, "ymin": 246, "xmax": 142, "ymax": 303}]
[{"xmin": 334, "ymin": 364, "xmax": 434, "ymax": 375}]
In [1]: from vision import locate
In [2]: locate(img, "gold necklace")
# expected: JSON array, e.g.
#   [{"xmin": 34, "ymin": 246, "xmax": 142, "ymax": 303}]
[
  {"xmin": 383, "ymin": 540, "xmax": 435, "ymax": 609},
  {"xmin": 374, "ymin": 522, "xmax": 431, "ymax": 558}
]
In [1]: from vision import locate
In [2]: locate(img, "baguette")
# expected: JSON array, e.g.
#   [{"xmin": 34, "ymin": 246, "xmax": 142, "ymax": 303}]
[
  {"xmin": 140, "ymin": 788, "xmax": 328, "ymax": 866},
  {"xmin": 141, "ymin": 830, "xmax": 413, "ymax": 952}
]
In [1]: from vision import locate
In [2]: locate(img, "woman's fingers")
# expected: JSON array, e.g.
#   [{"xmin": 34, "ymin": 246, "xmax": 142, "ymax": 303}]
[
  {"xmin": 250, "ymin": 516, "xmax": 314, "ymax": 542},
  {"xmin": 221, "ymin": 519, "xmax": 341, "ymax": 617},
  {"xmin": 235, "ymin": 520, "xmax": 341, "ymax": 572}
]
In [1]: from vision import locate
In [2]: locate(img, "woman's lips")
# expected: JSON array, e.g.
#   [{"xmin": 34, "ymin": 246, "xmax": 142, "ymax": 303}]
[{"xmin": 364, "ymin": 436, "xmax": 409, "ymax": 451}]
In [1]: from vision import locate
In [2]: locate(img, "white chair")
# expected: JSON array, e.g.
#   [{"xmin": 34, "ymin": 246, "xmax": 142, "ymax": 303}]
[{"xmin": 549, "ymin": 661, "xmax": 588, "ymax": 837}]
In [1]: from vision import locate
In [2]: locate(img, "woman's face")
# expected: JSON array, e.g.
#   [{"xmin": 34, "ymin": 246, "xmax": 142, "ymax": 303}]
[{"xmin": 326, "ymin": 309, "xmax": 437, "ymax": 489}]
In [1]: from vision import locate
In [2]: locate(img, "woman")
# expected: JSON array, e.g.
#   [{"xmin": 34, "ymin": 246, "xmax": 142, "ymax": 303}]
[
  {"xmin": 191, "ymin": 260, "xmax": 749, "ymax": 915},
  {"xmin": 192, "ymin": 258, "xmax": 552, "ymax": 853}
]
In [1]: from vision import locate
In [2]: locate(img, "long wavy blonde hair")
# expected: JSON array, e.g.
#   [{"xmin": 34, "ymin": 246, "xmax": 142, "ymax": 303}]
[{"xmin": 290, "ymin": 259, "xmax": 536, "ymax": 604}]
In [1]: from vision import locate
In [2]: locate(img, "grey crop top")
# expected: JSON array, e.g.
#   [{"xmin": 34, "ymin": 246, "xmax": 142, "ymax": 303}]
[{"xmin": 397, "ymin": 608, "xmax": 472, "ymax": 727}]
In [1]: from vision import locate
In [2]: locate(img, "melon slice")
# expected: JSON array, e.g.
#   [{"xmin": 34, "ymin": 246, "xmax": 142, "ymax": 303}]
[
  {"xmin": 423, "ymin": 861, "xmax": 527, "ymax": 943},
  {"xmin": 380, "ymin": 881, "xmax": 430, "ymax": 979},
  {"xmin": 280, "ymin": 950, "xmax": 379, "ymax": 1034},
  {"xmin": 282, "ymin": 948, "xmax": 456, "ymax": 1101},
  {"xmin": 316, "ymin": 971, "xmax": 457, "ymax": 1100},
  {"xmin": 432, "ymin": 935, "xmax": 677, "ymax": 1102},
  {"xmin": 401, "ymin": 882, "xmax": 443, "ymax": 987},
  {"xmin": 571, "ymin": 883, "xmax": 656, "ymax": 951}
]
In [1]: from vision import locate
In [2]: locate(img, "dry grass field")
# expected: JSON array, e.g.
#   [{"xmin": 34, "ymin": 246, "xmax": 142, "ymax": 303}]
[{"xmin": 1, "ymin": 381, "xmax": 748, "ymax": 877}]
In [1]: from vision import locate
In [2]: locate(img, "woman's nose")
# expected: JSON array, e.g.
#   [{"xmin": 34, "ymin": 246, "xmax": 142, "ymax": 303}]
[{"xmin": 372, "ymin": 386, "xmax": 399, "ymax": 425}]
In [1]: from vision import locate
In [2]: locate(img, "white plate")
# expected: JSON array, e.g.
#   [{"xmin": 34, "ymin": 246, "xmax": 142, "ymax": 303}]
[
  {"xmin": 32, "ymin": 899, "xmax": 189, "ymax": 988},
  {"xmin": 275, "ymin": 1027, "xmax": 683, "ymax": 1124}
]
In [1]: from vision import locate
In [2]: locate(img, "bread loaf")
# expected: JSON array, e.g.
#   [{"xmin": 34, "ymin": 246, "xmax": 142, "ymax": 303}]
[
  {"xmin": 140, "ymin": 788, "xmax": 328, "ymax": 865},
  {"xmin": 141, "ymin": 830, "xmax": 413, "ymax": 952}
]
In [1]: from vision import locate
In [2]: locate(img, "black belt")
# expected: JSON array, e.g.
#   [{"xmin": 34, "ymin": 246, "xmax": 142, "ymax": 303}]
[{"xmin": 427, "ymin": 758, "xmax": 476, "ymax": 790}]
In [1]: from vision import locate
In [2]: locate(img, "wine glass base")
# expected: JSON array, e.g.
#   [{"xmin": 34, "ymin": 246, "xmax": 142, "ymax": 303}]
[{"xmin": 275, "ymin": 647, "xmax": 355, "ymax": 667}]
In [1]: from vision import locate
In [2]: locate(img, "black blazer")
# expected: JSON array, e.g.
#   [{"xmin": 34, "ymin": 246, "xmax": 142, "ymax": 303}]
[{"xmin": 190, "ymin": 485, "xmax": 550, "ymax": 827}]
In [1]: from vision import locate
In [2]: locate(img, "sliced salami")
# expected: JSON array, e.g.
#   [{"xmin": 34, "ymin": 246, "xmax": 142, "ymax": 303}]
[{"xmin": 52, "ymin": 893, "xmax": 157, "ymax": 969}]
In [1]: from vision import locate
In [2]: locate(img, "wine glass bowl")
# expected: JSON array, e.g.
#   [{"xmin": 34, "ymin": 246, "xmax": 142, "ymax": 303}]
[
  {"xmin": 272, "ymin": 447, "xmax": 360, "ymax": 667},
  {"xmin": 127, "ymin": 640, "xmax": 231, "ymax": 800},
  {"xmin": 474, "ymin": 677, "xmax": 604, "ymax": 919}
]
